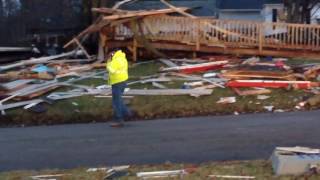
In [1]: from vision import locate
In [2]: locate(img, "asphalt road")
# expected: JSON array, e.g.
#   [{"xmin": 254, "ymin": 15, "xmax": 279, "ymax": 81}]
[{"xmin": 1, "ymin": 110, "xmax": 320, "ymax": 171}]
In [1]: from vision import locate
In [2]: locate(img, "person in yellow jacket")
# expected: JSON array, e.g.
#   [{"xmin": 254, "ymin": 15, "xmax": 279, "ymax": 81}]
[{"xmin": 106, "ymin": 50, "xmax": 132, "ymax": 127}]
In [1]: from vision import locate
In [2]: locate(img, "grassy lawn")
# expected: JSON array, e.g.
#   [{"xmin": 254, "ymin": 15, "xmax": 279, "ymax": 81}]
[
  {"xmin": 0, "ymin": 60, "xmax": 318, "ymax": 127},
  {"xmin": 1, "ymin": 160, "xmax": 319, "ymax": 180}
]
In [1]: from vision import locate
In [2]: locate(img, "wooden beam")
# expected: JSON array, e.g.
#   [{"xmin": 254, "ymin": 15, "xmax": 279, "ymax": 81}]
[{"xmin": 74, "ymin": 39, "xmax": 91, "ymax": 59}]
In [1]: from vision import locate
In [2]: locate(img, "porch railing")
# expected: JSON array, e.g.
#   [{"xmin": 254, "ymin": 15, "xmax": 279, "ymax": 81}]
[{"xmin": 113, "ymin": 15, "xmax": 320, "ymax": 51}]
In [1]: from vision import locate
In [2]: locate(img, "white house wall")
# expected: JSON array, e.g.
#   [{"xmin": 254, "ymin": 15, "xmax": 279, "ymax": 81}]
[
  {"xmin": 262, "ymin": 4, "xmax": 286, "ymax": 36},
  {"xmin": 311, "ymin": 4, "xmax": 320, "ymax": 24},
  {"xmin": 219, "ymin": 11, "xmax": 263, "ymax": 21}
]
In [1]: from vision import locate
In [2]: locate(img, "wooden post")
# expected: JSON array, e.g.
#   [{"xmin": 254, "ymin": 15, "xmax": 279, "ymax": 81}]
[
  {"xmin": 133, "ymin": 37, "xmax": 138, "ymax": 62},
  {"xmin": 98, "ymin": 33, "xmax": 106, "ymax": 62},
  {"xmin": 196, "ymin": 19, "xmax": 201, "ymax": 51},
  {"xmin": 193, "ymin": 19, "xmax": 201, "ymax": 59},
  {"xmin": 259, "ymin": 23, "xmax": 264, "ymax": 53}
]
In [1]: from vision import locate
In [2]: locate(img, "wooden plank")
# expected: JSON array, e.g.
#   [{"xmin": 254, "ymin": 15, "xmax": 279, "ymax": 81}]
[
  {"xmin": 0, "ymin": 47, "xmax": 32, "ymax": 53},
  {"xmin": 0, "ymin": 99, "xmax": 43, "ymax": 111},
  {"xmin": 125, "ymin": 89, "xmax": 213, "ymax": 96},
  {"xmin": 232, "ymin": 88, "xmax": 272, "ymax": 96},
  {"xmin": 259, "ymin": 24, "xmax": 263, "ymax": 52},
  {"xmin": 0, "ymin": 51, "xmax": 76, "ymax": 71}
]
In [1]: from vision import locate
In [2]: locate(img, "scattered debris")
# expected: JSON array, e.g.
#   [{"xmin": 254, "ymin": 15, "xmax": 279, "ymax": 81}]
[
  {"xmin": 264, "ymin": 106, "xmax": 274, "ymax": 112},
  {"xmin": 257, "ymin": 95, "xmax": 271, "ymax": 100},
  {"xmin": 233, "ymin": 88, "xmax": 271, "ymax": 96},
  {"xmin": 208, "ymin": 175, "xmax": 255, "ymax": 179},
  {"xmin": 227, "ymin": 80, "xmax": 319, "ymax": 89},
  {"xmin": 161, "ymin": 61, "xmax": 228, "ymax": 74},
  {"xmin": 217, "ymin": 97, "xmax": 236, "ymax": 104},
  {"xmin": 137, "ymin": 169, "xmax": 187, "ymax": 179},
  {"xmin": 30, "ymin": 174, "xmax": 69, "ymax": 180}
]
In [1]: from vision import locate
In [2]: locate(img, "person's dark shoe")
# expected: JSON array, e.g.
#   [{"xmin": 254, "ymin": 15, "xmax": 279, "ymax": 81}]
[{"xmin": 110, "ymin": 122, "xmax": 124, "ymax": 128}]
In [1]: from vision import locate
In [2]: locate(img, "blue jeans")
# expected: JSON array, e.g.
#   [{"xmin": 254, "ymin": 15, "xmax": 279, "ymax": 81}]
[{"xmin": 112, "ymin": 81, "xmax": 131, "ymax": 122}]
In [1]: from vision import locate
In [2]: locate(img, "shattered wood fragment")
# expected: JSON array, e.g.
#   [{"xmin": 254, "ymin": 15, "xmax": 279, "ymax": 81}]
[
  {"xmin": 0, "ymin": 99, "xmax": 43, "ymax": 112},
  {"xmin": 208, "ymin": 175, "xmax": 255, "ymax": 179},
  {"xmin": 169, "ymin": 58, "xmax": 208, "ymax": 63},
  {"xmin": 137, "ymin": 170, "xmax": 186, "ymax": 178},
  {"xmin": 217, "ymin": 97, "xmax": 236, "ymax": 104},
  {"xmin": 227, "ymin": 80, "xmax": 319, "ymax": 89},
  {"xmin": 0, "ymin": 51, "xmax": 77, "ymax": 71},
  {"xmin": 232, "ymin": 88, "xmax": 272, "ymax": 96},
  {"xmin": 0, "ymin": 79, "xmax": 35, "ymax": 91},
  {"xmin": 125, "ymin": 89, "xmax": 213, "ymax": 96},
  {"xmin": 152, "ymin": 82, "xmax": 167, "ymax": 89},
  {"xmin": 0, "ymin": 47, "xmax": 32, "ymax": 53},
  {"xmin": 161, "ymin": 61, "xmax": 228, "ymax": 74},
  {"xmin": 222, "ymin": 70, "xmax": 296, "ymax": 81},
  {"xmin": 304, "ymin": 65, "xmax": 320, "ymax": 79},
  {"xmin": 306, "ymin": 94, "xmax": 320, "ymax": 106}
]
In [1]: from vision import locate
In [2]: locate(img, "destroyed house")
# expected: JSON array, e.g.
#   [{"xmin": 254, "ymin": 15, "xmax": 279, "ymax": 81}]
[{"xmin": 64, "ymin": 1, "xmax": 320, "ymax": 61}]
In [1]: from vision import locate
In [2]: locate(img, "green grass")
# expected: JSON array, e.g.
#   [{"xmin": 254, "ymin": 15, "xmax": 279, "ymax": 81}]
[
  {"xmin": 1, "ymin": 160, "xmax": 320, "ymax": 180},
  {"xmin": 0, "ymin": 60, "xmax": 318, "ymax": 127}
]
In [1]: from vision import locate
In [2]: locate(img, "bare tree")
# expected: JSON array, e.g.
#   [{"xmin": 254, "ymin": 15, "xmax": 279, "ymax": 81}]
[{"xmin": 284, "ymin": 0, "xmax": 320, "ymax": 24}]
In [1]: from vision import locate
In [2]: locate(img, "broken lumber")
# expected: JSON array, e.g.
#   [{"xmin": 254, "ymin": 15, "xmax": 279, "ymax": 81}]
[
  {"xmin": 137, "ymin": 170, "xmax": 186, "ymax": 178},
  {"xmin": 208, "ymin": 175, "xmax": 255, "ymax": 179},
  {"xmin": 161, "ymin": 61, "xmax": 228, "ymax": 74},
  {"xmin": 152, "ymin": 82, "xmax": 167, "ymax": 89},
  {"xmin": 125, "ymin": 89, "xmax": 213, "ymax": 96},
  {"xmin": 0, "ymin": 79, "xmax": 35, "ymax": 91},
  {"xmin": 169, "ymin": 58, "xmax": 208, "ymax": 64},
  {"xmin": 306, "ymin": 94, "xmax": 320, "ymax": 106},
  {"xmin": 0, "ymin": 51, "xmax": 77, "ymax": 72},
  {"xmin": 0, "ymin": 99, "xmax": 43, "ymax": 112},
  {"xmin": 222, "ymin": 70, "xmax": 296, "ymax": 81},
  {"xmin": 227, "ymin": 80, "xmax": 319, "ymax": 89},
  {"xmin": 0, "ymin": 47, "xmax": 32, "ymax": 53},
  {"xmin": 232, "ymin": 88, "xmax": 272, "ymax": 96}
]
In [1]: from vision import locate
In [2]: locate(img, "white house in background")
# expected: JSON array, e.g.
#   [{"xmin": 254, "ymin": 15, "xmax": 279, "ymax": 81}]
[
  {"xmin": 218, "ymin": 0, "xmax": 285, "ymax": 36},
  {"xmin": 218, "ymin": 0, "xmax": 284, "ymax": 23},
  {"xmin": 311, "ymin": 3, "xmax": 320, "ymax": 24}
]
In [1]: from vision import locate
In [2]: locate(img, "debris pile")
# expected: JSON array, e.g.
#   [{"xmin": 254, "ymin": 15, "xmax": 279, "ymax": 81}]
[{"xmin": 1, "ymin": 50, "xmax": 320, "ymax": 115}]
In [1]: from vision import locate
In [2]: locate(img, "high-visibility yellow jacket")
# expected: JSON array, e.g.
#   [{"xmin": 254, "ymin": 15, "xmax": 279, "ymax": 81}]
[{"xmin": 106, "ymin": 50, "xmax": 128, "ymax": 85}]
